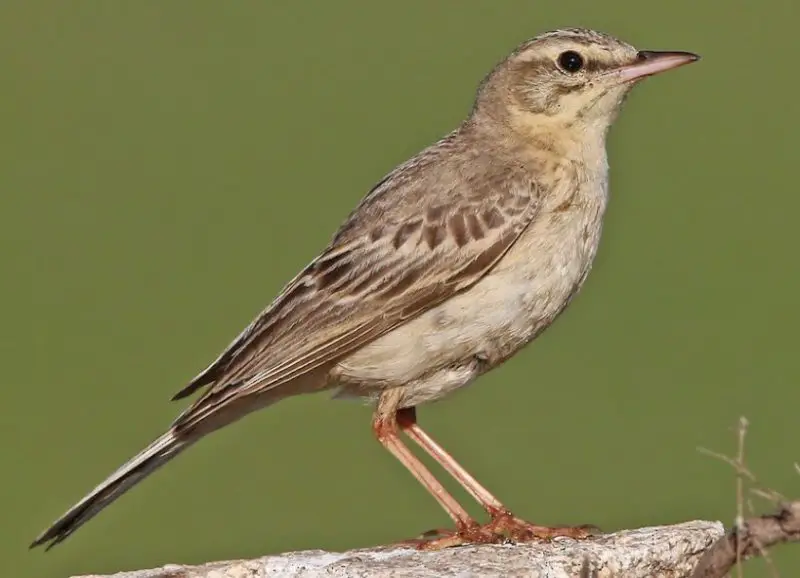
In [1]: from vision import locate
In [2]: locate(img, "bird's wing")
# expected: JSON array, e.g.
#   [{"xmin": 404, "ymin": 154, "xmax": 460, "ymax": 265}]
[{"xmin": 171, "ymin": 158, "xmax": 542, "ymax": 431}]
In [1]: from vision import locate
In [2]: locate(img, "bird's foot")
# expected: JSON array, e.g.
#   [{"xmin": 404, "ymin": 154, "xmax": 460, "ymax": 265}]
[
  {"xmin": 397, "ymin": 523, "xmax": 500, "ymax": 550},
  {"xmin": 400, "ymin": 513, "xmax": 599, "ymax": 551},
  {"xmin": 483, "ymin": 511, "xmax": 600, "ymax": 542}
]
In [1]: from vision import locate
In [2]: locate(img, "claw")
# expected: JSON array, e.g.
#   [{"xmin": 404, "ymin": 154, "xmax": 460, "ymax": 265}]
[
  {"xmin": 398, "ymin": 515, "xmax": 599, "ymax": 550},
  {"xmin": 486, "ymin": 513, "xmax": 599, "ymax": 541}
]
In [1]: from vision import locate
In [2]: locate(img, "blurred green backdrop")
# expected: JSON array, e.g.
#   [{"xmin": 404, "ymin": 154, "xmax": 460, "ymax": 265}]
[{"xmin": 3, "ymin": 2, "xmax": 799, "ymax": 577}]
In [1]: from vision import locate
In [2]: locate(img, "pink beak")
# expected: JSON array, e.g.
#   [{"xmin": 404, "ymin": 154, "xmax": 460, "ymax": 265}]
[{"xmin": 613, "ymin": 50, "xmax": 699, "ymax": 83}]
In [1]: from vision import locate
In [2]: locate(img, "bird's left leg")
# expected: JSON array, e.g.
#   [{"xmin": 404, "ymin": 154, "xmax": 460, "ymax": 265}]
[{"xmin": 396, "ymin": 407, "xmax": 598, "ymax": 544}]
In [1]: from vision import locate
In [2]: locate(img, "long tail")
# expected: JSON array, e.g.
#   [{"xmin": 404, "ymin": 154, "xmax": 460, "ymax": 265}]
[{"xmin": 30, "ymin": 430, "xmax": 192, "ymax": 550}]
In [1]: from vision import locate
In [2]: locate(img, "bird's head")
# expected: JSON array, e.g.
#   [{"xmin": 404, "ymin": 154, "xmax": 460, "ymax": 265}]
[{"xmin": 473, "ymin": 28, "xmax": 698, "ymax": 142}]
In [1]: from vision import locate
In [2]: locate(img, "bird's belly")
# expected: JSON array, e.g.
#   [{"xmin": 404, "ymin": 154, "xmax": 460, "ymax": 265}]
[{"xmin": 332, "ymin": 210, "xmax": 603, "ymax": 406}]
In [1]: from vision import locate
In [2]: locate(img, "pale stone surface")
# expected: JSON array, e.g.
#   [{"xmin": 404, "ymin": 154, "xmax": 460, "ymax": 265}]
[{"xmin": 75, "ymin": 520, "xmax": 724, "ymax": 578}]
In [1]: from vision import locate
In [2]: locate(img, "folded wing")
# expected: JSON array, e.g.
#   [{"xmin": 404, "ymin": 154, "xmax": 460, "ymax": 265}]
[{"xmin": 172, "ymin": 139, "xmax": 542, "ymax": 431}]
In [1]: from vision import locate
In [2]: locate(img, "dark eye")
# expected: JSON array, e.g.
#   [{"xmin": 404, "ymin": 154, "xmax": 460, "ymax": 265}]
[{"xmin": 557, "ymin": 50, "xmax": 584, "ymax": 73}]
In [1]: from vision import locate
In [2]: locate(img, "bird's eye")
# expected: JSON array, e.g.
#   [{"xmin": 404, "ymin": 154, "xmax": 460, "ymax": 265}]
[{"xmin": 557, "ymin": 51, "xmax": 584, "ymax": 73}]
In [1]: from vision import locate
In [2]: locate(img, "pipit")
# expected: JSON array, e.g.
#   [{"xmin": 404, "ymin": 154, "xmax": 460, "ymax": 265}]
[{"xmin": 32, "ymin": 28, "xmax": 698, "ymax": 551}]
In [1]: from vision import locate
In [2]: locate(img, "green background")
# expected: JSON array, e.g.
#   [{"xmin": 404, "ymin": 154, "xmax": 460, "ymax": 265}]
[{"xmin": 4, "ymin": 2, "xmax": 798, "ymax": 577}]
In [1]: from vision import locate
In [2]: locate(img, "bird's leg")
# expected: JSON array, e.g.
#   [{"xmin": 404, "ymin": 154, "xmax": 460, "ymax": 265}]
[
  {"xmin": 395, "ymin": 407, "xmax": 505, "ymax": 515},
  {"xmin": 396, "ymin": 407, "xmax": 597, "ymax": 544},
  {"xmin": 371, "ymin": 407, "xmax": 479, "ymax": 548}
]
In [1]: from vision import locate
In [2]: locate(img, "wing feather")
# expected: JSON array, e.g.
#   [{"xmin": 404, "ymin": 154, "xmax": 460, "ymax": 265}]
[{"xmin": 172, "ymin": 139, "xmax": 542, "ymax": 431}]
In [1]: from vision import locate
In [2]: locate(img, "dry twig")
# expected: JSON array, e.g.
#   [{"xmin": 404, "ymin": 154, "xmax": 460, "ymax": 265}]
[{"xmin": 691, "ymin": 417, "xmax": 799, "ymax": 578}]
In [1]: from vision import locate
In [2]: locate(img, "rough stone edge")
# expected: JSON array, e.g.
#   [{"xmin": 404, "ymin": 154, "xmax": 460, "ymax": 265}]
[{"xmin": 74, "ymin": 520, "xmax": 724, "ymax": 578}]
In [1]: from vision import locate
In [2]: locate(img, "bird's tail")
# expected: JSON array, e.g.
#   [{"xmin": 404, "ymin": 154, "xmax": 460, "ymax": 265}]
[{"xmin": 30, "ymin": 429, "xmax": 192, "ymax": 550}]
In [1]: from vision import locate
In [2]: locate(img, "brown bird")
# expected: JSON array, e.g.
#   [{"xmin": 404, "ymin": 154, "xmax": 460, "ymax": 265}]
[{"xmin": 31, "ymin": 28, "xmax": 698, "ymax": 551}]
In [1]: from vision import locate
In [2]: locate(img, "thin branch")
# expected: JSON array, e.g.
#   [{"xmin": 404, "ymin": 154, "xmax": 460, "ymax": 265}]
[
  {"xmin": 690, "ymin": 501, "xmax": 800, "ymax": 578},
  {"xmin": 735, "ymin": 416, "xmax": 747, "ymax": 578},
  {"xmin": 691, "ymin": 418, "xmax": 798, "ymax": 578}
]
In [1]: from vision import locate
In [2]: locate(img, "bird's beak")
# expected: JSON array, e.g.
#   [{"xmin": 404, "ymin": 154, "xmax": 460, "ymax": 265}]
[{"xmin": 611, "ymin": 50, "xmax": 700, "ymax": 83}]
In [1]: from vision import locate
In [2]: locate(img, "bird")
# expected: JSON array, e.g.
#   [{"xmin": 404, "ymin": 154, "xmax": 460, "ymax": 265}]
[{"xmin": 31, "ymin": 28, "xmax": 698, "ymax": 551}]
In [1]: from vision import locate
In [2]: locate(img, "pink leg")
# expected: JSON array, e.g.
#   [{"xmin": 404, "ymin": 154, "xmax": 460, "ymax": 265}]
[
  {"xmin": 396, "ymin": 407, "xmax": 598, "ymax": 547},
  {"xmin": 396, "ymin": 407, "xmax": 506, "ymax": 516},
  {"xmin": 372, "ymin": 411, "xmax": 476, "ymax": 533}
]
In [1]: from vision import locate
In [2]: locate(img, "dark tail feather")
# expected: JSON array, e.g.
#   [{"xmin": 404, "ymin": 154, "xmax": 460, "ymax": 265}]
[{"xmin": 30, "ymin": 430, "xmax": 190, "ymax": 550}]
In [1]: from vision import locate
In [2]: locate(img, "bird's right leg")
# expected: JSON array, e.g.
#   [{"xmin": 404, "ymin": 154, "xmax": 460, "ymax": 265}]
[
  {"xmin": 372, "ymin": 412, "xmax": 476, "ymax": 539},
  {"xmin": 372, "ymin": 389, "xmax": 499, "ymax": 549},
  {"xmin": 395, "ymin": 406, "xmax": 598, "ymax": 546}
]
